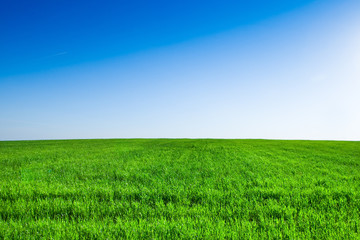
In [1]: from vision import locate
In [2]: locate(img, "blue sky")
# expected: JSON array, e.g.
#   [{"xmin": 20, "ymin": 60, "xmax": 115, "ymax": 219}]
[
  {"xmin": 1, "ymin": 0, "xmax": 317, "ymax": 78},
  {"xmin": 1, "ymin": 0, "xmax": 360, "ymax": 140}
]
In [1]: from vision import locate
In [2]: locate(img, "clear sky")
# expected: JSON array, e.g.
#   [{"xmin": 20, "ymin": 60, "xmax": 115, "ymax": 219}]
[{"xmin": 1, "ymin": 0, "xmax": 359, "ymax": 140}]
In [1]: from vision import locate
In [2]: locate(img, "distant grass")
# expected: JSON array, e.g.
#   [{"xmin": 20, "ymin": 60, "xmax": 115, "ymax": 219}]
[{"xmin": 0, "ymin": 139, "xmax": 359, "ymax": 239}]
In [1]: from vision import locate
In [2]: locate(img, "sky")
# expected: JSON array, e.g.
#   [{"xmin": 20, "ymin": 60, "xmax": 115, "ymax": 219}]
[{"xmin": 1, "ymin": 0, "xmax": 360, "ymax": 140}]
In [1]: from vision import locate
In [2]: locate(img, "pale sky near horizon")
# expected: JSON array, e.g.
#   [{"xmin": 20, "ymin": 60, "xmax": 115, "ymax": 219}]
[{"xmin": 1, "ymin": 0, "xmax": 359, "ymax": 140}]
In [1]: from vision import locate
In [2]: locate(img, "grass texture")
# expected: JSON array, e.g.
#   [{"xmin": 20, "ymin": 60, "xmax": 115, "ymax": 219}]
[{"xmin": 0, "ymin": 139, "xmax": 359, "ymax": 239}]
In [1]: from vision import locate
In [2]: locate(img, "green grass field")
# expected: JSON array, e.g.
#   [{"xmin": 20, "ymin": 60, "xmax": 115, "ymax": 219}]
[{"xmin": 0, "ymin": 139, "xmax": 359, "ymax": 239}]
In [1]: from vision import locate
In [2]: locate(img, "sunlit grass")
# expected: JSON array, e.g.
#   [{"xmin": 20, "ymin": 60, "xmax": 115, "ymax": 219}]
[{"xmin": 0, "ymin": 139, "xmax": 359, "ymax": 239}]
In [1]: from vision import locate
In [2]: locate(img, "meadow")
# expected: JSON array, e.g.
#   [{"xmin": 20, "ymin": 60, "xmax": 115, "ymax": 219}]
[{"xmin": 0, "ymin": 139, "xmax": 359, "ymax": 239}]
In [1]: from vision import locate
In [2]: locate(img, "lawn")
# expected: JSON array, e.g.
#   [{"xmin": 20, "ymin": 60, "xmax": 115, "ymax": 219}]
[{"xmin": 0, "ymin": 139, "xmax": 359, "ymax": 239}]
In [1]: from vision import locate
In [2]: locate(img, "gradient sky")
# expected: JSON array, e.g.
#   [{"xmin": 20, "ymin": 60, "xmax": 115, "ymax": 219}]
[{"xmin": 1, "ymin": 0, "xmax": 360, "ymax": 140}]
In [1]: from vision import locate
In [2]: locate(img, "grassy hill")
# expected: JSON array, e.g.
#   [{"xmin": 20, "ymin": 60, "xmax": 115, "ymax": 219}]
[{"xmin": 0, "ymin": 139, "xmax": 359, "ymax": 239}]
